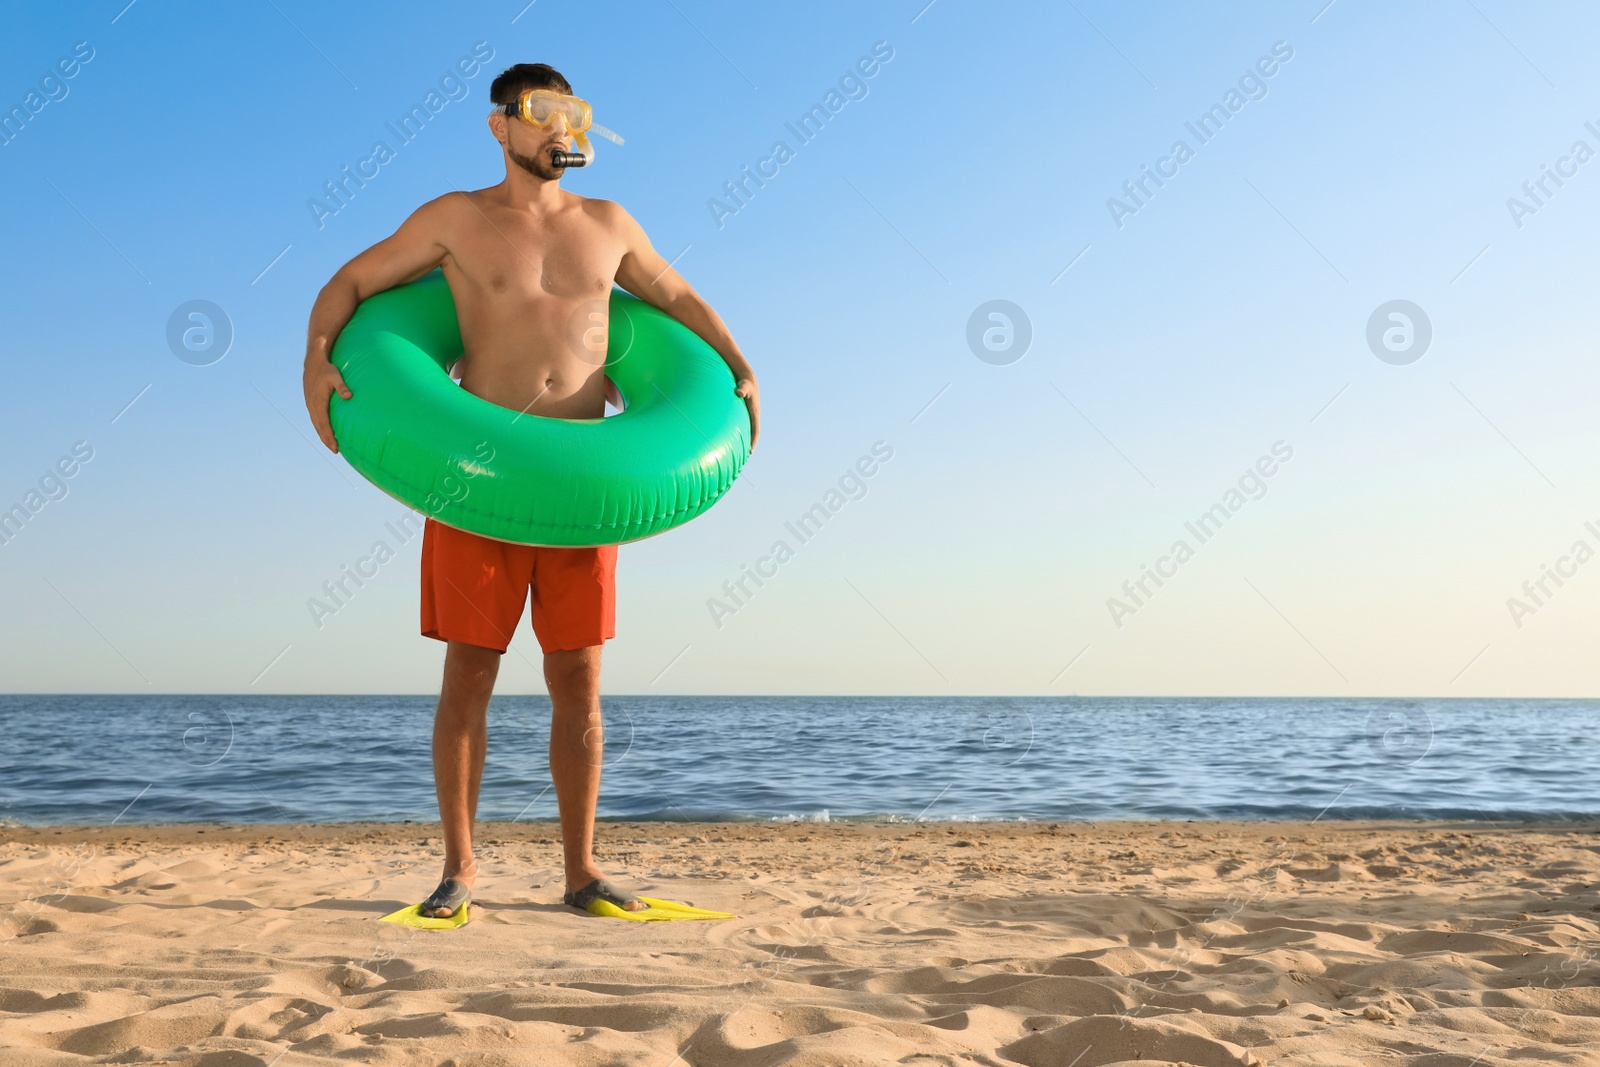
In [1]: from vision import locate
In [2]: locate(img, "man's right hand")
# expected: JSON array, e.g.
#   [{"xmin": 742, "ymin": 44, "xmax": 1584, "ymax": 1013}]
[
  {"xmin": 300, "ymin": 195, "xmax": 453, "ymax": 454},
  {"xmin": 303, "ymin": 358, "xmax": 353, "ymax": 453}
]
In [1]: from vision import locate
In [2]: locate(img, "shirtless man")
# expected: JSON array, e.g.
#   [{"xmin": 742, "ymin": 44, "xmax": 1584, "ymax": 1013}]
[{"xmin": 300, "ymin": 63, "xmax": 759, "ymax": 920}]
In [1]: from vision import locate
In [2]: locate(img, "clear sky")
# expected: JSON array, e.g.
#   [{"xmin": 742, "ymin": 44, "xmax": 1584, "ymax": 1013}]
[{"xmin": 3, "ymin": 0, "xmax": 1599, "ymax": 697}]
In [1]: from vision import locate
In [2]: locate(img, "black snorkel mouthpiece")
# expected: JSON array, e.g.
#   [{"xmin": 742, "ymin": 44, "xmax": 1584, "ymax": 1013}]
[{"xmin": 550, "ymin": 149, "xmax": 587, "ymax": 168}]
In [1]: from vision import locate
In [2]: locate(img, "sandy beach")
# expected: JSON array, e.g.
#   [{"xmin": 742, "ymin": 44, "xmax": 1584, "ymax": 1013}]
[{"xmin": 3, "ymin": 819, "xmax": 1599, "ymax": 1065}]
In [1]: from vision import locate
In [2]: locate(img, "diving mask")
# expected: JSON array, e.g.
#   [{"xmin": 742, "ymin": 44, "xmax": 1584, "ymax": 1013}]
[{"xmin": 491, "ymin": 88, "xmax": 623, "ymax": 168}]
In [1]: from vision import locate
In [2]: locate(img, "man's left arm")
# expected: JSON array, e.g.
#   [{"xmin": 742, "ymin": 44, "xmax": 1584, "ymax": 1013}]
[{"xmin": 610, "ymin": 203, "xmax": 760, "ymax": 452}]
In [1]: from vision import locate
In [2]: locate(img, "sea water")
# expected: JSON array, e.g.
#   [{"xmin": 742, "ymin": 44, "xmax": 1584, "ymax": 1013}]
[{"xmin": 0, "ymin": 695, "xmax": 1594, "ymax": 825}]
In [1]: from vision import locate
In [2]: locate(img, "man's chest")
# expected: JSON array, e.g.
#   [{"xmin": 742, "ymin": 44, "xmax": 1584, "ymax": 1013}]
[{"xmin": 450, "ymin": 212, "xmax": 623, "ymax": 299}]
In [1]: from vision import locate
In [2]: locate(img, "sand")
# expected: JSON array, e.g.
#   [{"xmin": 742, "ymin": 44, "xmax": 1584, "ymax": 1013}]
[{"xmin": 3, "ymin": 819, "xmax": 1600, "ymax": 1066}]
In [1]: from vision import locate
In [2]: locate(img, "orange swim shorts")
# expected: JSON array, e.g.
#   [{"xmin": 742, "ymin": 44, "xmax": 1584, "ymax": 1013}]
[{"xmin": 420, "ymin": 518, "xmax": 617, "ymax": 654}]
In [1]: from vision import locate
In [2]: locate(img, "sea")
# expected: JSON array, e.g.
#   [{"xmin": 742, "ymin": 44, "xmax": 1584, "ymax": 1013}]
[{"xmin": 1, "ymin": 695, "xmax": 1595, "ymax": 826}]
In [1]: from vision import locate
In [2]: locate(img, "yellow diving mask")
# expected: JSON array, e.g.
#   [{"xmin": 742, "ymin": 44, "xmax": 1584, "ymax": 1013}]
[{"xmin": 491, "ymin": 88, "xmax": 623, "ymax": 168}]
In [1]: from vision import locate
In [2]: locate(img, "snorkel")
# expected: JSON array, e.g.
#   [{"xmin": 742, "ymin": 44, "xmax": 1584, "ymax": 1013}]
[
  {"xmin": 549, "ymin": 128, "xmax": 590, "ymax": 168},
  {"xmin": 551, "ymin": 121, "xmax": 623, "ymax": 168},
  {"xmin": 547, "ymin": 114, "xmax": 593, "ymax": 169}
]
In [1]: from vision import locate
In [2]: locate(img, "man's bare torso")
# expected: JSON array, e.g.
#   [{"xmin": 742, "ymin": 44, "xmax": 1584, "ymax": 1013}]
[
  {"xmin": 303, "ymin": 164, "xmax": 756, "ymax": 459},
  {"xmin": 434, "ymin": 188, "xmax": 625, "ymax": 420}
]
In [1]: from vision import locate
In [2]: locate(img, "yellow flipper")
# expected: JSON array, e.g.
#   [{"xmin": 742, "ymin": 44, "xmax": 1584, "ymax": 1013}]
[
  {"xmin": 379, "ymin": 901, "xmax": 472, "ymax": 929},
  {"xmin": 584, "ymin": 895, "xmax": 735, "ymax": 922}
]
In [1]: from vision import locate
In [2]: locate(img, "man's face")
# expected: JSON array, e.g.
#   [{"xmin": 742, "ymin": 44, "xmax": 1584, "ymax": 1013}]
[{"xmin": 496, "ymin": 91, "xmax": 575, "ymax": 181}]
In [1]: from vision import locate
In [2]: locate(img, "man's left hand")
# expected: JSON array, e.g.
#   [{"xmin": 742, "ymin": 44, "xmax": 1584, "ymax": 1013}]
[{"xmin": 735, "ymin": 377, "xmax": 760, "ymax": 453}]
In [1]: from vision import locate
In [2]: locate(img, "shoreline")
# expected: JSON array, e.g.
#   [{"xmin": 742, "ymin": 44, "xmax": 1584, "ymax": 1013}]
[{"xmin": 7, "ymin": 817, "xmax": 1600, "ymax": 844}]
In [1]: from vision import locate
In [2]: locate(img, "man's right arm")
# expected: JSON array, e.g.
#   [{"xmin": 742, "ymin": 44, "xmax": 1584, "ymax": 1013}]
[{"xmin": 302, "ymin": 195, "xmax": 455, "ymax": 452}]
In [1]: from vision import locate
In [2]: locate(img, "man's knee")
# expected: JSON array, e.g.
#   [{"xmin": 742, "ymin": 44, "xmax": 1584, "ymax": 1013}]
[
  {"xmin": 445, "ymin": 640, "xmax": 502, "ymax": 689},
  {"xmin": 543, "ymin": 645, "xmax": 600, "ymax": 689}
]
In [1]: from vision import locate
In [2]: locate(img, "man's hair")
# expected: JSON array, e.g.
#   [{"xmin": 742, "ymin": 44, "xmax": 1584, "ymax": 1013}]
[{"xmin": 490, "ymin": 63, "xmax": 573, "ymax": 104}]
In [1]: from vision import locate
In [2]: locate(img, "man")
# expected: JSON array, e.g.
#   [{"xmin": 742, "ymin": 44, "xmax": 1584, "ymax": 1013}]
[{"xmin": 301, "ymin": 62, "xmax": 759, "ymax": 919}]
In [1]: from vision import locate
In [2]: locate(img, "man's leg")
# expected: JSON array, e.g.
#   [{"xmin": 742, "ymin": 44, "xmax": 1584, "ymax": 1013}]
[
  {"xmin": 546, "ymin": 644, "xmax": 644, "ymax": 911},
  {"xmin": 423, "ymin": 638, "xmax": 500, "ymax": 916}
]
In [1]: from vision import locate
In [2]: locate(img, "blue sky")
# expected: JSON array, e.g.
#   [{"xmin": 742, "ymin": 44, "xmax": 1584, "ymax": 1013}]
[{"xmin": 4, "ymin": 0, "xmax": 1600, "ymax": 696}]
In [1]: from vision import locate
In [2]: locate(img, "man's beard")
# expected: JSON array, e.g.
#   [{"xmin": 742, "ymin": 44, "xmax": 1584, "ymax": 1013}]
[{"xmin": 508, "ymin": 143, "xmax": 562, "ymax": 181}]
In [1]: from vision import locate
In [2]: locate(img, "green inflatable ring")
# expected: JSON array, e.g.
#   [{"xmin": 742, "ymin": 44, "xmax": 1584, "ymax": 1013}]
[{"xmin": 327, "ymin": 269, "xmax": 750, "ymax": 546}]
